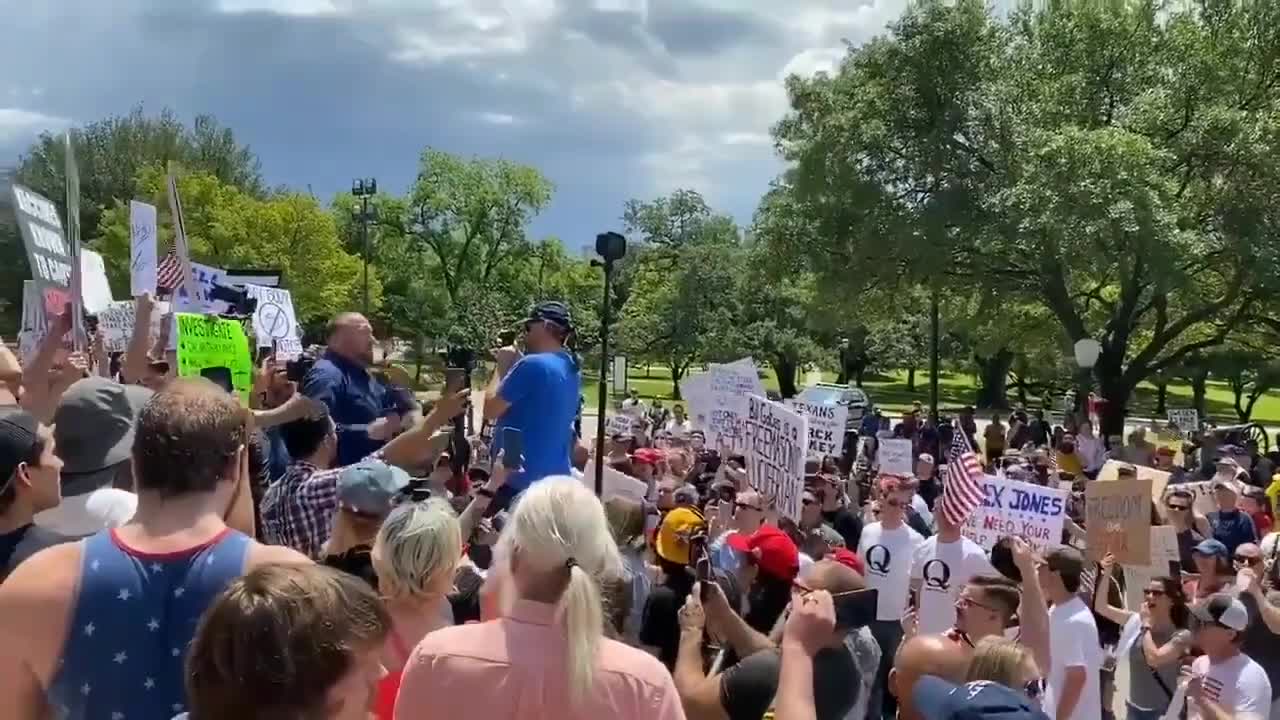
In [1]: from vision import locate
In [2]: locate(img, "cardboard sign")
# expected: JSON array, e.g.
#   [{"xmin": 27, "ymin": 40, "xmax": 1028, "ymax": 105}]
[
  {"xmin": 961, "ymin": 476, "xmax": 1068, "ymax": 553},
  {"xmin": 1122, "ymin": 525, "xmax": 1182, "ymax": 610},
  {"xmin": 1085, "ymin": 477, "xmax": 1153, "ymax": 564},
  {"xmin": 97, "ymin": 300, "xmax": 166, "ymax": 354},
  {"xmin": 787, "ymin": 395, "xmax": 849, "ymax": 458},
  {"xmin": 175, "ymin": 313, "xmax": 253, "ymax": 405},
  {"xmin": 244, "ymin": 284, "xmax": 302, "ymax": 357},
  {"xmin": 743, "ymin": 394, "xmax": 807, "ymax": 520},
  {"xmin": 1097, "ymin": 460, "xmax": 1169, "ymax": 509},
  {"xmin": 1168, "ymin": 409, "xmax": 1199, "ymax": 434},
  {"xmin": 878, "ymin": 438, "xmax": 914, "ymax": 476},
  {"xmin": 129, "ymin": 200, "xmax": 158, "ymax": 296},
  {"xmin": 10, "ymin": 184, "xmax": 73, "ymax": 316}
]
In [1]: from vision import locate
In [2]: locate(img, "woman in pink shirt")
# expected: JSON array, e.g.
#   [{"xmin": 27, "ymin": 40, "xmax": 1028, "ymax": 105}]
[{"xmin": 395, "ymin": 476, "xmax": 685, "ymax": 720}]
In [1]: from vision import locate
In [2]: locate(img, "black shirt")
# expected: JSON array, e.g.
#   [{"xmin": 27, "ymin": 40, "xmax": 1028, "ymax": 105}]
[
  {"xmin": 719, "ymin": 644, "xmax": 858, "ymax": 720},
  {"xmin": 822, "ymin": 507, "xmax": 863, "ymax": 550},
  {"xmin": 0, "ymin": 523, "xmax": 71, "ymax": 582},
  {"xmin": 640, "ymin": 575, "xmax": 694, "ymax": 670},
  {"xmin": 1240, "ymin": 591, "xmax": 1280, "ymax": 700}
]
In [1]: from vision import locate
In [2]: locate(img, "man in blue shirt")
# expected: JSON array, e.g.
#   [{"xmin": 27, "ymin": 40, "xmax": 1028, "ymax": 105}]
[
  {"xmin": 483, "ymin": 301, "xmax": 580, "ymax": 511},
  {"xmin": 302, "ymin": 313, "xmax": 398, "ymax": 466}
]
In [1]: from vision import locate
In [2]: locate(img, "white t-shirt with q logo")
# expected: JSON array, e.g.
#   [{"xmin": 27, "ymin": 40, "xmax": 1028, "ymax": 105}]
[
  {"xmin": 857, "ymin": 522, "xmax": 924, "ymax": 622},
  {"xmin": 910, "ymin": 535, "xmax": 996, "ymax": 635}
]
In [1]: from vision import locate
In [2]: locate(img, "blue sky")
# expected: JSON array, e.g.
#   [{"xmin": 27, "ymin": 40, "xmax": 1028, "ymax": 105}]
[{"xmin": 0, "ymin": 0, "xmax": 911, "ymax": 247}]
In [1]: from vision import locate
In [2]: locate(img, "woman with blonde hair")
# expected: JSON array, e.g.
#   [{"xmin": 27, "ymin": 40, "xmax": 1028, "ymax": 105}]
[
  {"xmin": 394, "ymin": 476, "xmax": 684, "ymax": 719},
  {"xmin": 372, "ymin": 498, "xmax": 463, "ymax": 720},
  {"xmin": 965, "ymin": 636, "xmax": 1045, "ymax": 706},
  {"xmin": 604, "ymin": 496, "xmax": 652, "ymax": 643}
]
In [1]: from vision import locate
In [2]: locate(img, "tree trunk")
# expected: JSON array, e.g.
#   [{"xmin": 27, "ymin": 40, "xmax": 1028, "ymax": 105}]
[
  {"xmin": 974, "ymin": 350, "xmax": 1014, "ymax": 409},
  {"xmin": 669, "ymin": 361, "xmax": 686, "ymax": 400},
  {"xmin": 1190, "ymin": 370, "xmax": 1209, "ymax": 417},
  {"xmin": 906, "ymin": 367, "xmax": 916, "ymax": 392},
  {"xmin": 775, "ymin": 356, "xmax": 799, "ymax": 399},
  {"xmin": 1155, "ymin": 382, "xmax": 1168, "ymax": 416},
  {"xmin": 1095, "ymin": 367, "xmax": 1134, "ymax": 439}
]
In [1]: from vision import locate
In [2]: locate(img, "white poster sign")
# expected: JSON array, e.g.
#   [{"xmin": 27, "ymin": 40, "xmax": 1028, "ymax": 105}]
[
  {"xmin": 788, "ymin": 394, "xmax": 849, "ymax": 458},
  {"xmin": 878, "ymin": 438, "xmax": 914, "ymax": 476},
  {"xmin": 129, "ymin": 200, "xmax": 158, "ymax": 296},
  {"xmin": 1167, "ymin": 409, "xmax": 1199, "ymax": 434},
  {"xmin": 175, "ymin": 262, "xmax": 230, "ymax": 313},
  {"xmin": 1123, "ymin": 525, "xmax": 1182, "ymax": 611},
  {"xmin": 97, "ymin": 299, "xmax": 167, "ymax": 353},
  {"xmin": 961, "ymin": 476, "xmax": 1069, "ymax": 553},
  {"xmin": 80, "ymin": 249, "xmax": 113, "ymax": 315},
  {"xmin": 683, "ymin": 358, "xmax": 766, "ymax": 452},
  {"xmin": 744, "ymin": 394, "xmax": 807, "ymax": 520},
  {"xmin": 581, "ymin": 461, "xmax": 649, "ymax": 503},
  {"xmin": 604, "ymin": 413, "xmax": 635, "ymax": 438},
  {"xmin": 244, "ymin": 284, "xmax": 302, "ymax": 357}
]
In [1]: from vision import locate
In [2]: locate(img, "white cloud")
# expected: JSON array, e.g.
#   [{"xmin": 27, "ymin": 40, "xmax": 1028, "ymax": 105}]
[
  {"xmin": 215, "ymin": 0, "xmax": 341, "ymax": 15},
  {"xmin": 780, "ymin": 47, "xmax": 846, "ymax": 80},
  {"xmin": 0, "ymin": 108, "xmax": 70, "ymax": 145},
  {"xmin": 478, "ymin": 111, "xmax": 519, "ymax": 125}
]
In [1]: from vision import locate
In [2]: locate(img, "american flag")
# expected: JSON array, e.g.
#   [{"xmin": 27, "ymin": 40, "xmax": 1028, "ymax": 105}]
[
  {"xmin": 941, "ymin": 420, "xmax": 985, "ymax": 527},
  {"xmin": 156, "ymin": 250, "xmax": 183, "ymax": 294}
]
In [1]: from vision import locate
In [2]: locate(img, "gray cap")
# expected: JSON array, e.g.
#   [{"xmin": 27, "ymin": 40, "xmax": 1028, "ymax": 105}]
[
  {"xmin": 337, "ymin": 459, "xmax": 410, "ymax": 516},
  {"xmin": 53, "ymin": 377, "xmax": 153, "ymax": 496}
]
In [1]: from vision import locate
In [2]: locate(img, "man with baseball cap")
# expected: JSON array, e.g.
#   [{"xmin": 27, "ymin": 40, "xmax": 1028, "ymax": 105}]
[
  {"xmin": 1187, "ymin": 593, "xmax": 1272, "ymax": 719},
  {"xmin": 0, "ymin": 407, "xmax": 67, "ymax": 579},
  {"xmin": 1208, "ymin": 474, "xmax": 1257, "ymax": 554},
  {"xmin": 35, "ymin": 377, "xmax": 150, "ymax": 536},
  {"xmin": 483, "ymin": 300, "xmax": 580, "ymax": 511},
  {"xmin": 727, "ymin": 524, "xmax": 801, "ymax": 633}
]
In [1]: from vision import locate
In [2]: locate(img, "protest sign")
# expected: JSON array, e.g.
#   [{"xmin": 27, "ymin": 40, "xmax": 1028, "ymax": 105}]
[
  {"xmin": 80, "ymin": 249, "xmax": 113, "ymax": 315},
  {"xmin": 1085, "ymin": 477, "xmax": 1153, "ymax": 564},
  {"xmin": 10, "ymin": 184, "xmax": 73, "ymax": 316},
  {"xmin": 1097, "ymin": 460, "xmax": 1169, "ymax": 509},
  {"xmin": 1122, "ymin": 525, "xmax": 1182, "ymax": 611},
  {"xmin": 961, "ymin": 476, "xmax": 1068, "ymax": 553},
  {"xmin": 129, "ymin": 200, "xmax": 158, "ymax": 296},
  {"xmin": 581, "ymin": 461, "xmax": 648, "ymax": 503},
  {"xmin": 878, "ymin": 438, "xmax": 914, "ymax": 476},
  {"xmin": 604, "ymin": 413, "xmax": 635, "ymax": 438},
  {"xmin": 175, "ymin": 313, "xmax": 254, "ymax": 405},
  {"xmin": 743, "ymin": 394, "xmax": 807, "ymax": 520},
  {"xmin": 1168, "ymin": 409, "xmax": 1199, "ymax": 434},
  {"xmin": 175, "ymin": 262, "xmax": 230, "ymax": 313},
  {"xmin": 244, "ymin": 284, "xmax": 302, "ymax": 357},
  {"xmin": 787, "ymin": 393, "xmax": 849, "ymax": 458},
  {"xmin": 683, "ymin": 358, "xmax": 766, "ymax": 452},
  {"xmin": 611, "ymin": 355, "xmax": 627, "ymax": 394},
  {"xmin": 97, "ymin": 300, "xmax": 166, "ymax": 353}
]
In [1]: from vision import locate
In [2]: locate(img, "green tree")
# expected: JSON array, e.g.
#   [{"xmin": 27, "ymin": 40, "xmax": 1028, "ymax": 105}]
[
  {"xmin": 1, "ymin": 106, "xmax": 263, "ymax": 332},
  {"xmin": 95, "ymin": 167, "xmax": 367, "ymax": 329},
  {"xmin": 771, "ymin": 0, "xmax": 1280, "ymax": 434}
]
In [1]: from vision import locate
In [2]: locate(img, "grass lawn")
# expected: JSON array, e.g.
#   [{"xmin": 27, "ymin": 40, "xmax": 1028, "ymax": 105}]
[{"xmin": 581, "ymin": 363, "xmax": 1280, "ymax": 426}]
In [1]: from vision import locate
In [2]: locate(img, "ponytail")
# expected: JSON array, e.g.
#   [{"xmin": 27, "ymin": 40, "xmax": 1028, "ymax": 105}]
[{"xmin": 562, "ymin": 563, "xmax": 603, "ymax": 703}]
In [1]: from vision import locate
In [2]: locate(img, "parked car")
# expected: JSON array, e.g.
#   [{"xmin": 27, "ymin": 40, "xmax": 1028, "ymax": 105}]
[{"xmin": 798, "ymin": 383, "xmax": 874, "ymax": 431}]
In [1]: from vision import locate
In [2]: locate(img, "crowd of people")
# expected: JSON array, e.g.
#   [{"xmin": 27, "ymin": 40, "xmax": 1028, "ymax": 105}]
[{"xmin": 4, "ymin": 293, "xmax": 1280, "ymax": 720}]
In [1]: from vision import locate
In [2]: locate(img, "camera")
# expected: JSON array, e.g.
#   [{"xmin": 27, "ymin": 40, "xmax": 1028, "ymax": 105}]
[
  {"xmin": 208, "ymin": 282, "xmax": 258, "ymax": 317},
  {"xmin": 285, "ymin": 351, "xmax": 317, "ymax": 383},
  {"xmin": 595, "ymin": 231, "xmax": 627, "ymax": 263}
]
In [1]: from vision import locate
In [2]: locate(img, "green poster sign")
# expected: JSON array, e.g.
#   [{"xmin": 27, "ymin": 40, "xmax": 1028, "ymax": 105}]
[{"xmin": 175, "ymin": 313, "xmax": 253, "ymax": 405}]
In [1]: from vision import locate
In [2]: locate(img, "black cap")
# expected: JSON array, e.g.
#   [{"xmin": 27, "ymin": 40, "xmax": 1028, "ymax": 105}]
[
  {"xmin": 525, "ymin": 301, "xmax": 572, "ymax": 332},
  {"xmin": 0, "ymin": 407, "xmax": 40, "ymax": 485}
]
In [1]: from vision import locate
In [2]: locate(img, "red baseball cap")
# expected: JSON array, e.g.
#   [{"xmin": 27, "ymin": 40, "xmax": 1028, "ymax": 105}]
[
  {"xmin": 726, "ymin": 524, "xmax": 799, "ymax": 582},
  {"xmin": 830, "ymin": 547, "xmax": 864, "ymax": 575},
  {"xmin": 632, "ymin": 448, "xmax": 663, "ymax": 466}
]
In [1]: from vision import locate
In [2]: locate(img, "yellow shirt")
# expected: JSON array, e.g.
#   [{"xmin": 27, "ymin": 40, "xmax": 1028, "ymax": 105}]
[
  {"xmin": 1266, "ymin": 476, "xmax": 1280, "ymax": 525},
  {"xmin": 1057, "ymin": 451, "xmax": 1084, "ymax": 477}
]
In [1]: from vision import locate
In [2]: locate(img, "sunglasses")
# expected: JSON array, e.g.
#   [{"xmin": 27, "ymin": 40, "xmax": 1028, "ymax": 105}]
[
  {"xmin": 1235, "ymin": 555, "xmax": 1261, "ymax": 565},
  {"xmin": 955, "ymin": 594, "xmax": 1001, "ymax": 613},
  {"xmin": 802, "ymin": 497, "xmax": 817, "ymax": 506},
  {"xmin": 734, "ymin": 501, "xmax": 763, "ymax": 513},
  {"xmin": 1166, "ymin": 503, "xmax": 1190, "ymax": 511},
  {"xmin": 1143, "ymin": 588, "xmax": 1167, "ymax": 597}
]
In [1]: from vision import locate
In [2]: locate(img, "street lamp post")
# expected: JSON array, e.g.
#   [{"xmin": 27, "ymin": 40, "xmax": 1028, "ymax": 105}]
[
  {"xmin": 1073, "ymin": 338, "xmax": 1102, "ymax": 424},
  {"xmin": 352, "ymin": 178, "xmax": 378, "ymax": 314},
  {"xmin": 591, "ymin": 232, "xmax": 627, "ymax": 496}
]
